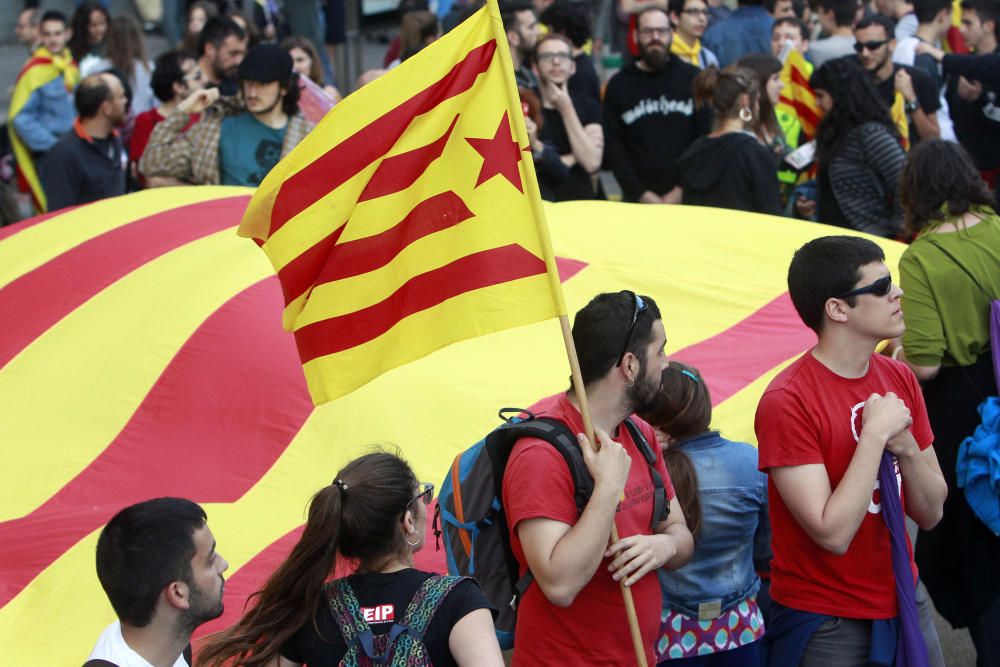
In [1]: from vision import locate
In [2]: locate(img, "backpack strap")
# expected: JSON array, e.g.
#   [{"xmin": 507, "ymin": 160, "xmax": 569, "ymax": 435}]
[
  {"xmin": 326, "ymin": 578, "xmax": 378, "ymax": 658},
  {"xmin": 623, "ymin": 417, "xmax": 671, "ymax": 528},
  {"xmin": 399, "ymin": 575, "xmax": 468, "ymax": 641}
]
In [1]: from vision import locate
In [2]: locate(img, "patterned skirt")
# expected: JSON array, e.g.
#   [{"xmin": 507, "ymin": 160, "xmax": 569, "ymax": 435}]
[{"xmin": 655, "ymin": 594, "xmax": 765, "ymax": 661}]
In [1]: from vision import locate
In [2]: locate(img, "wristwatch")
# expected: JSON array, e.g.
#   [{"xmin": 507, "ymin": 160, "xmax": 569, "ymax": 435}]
[{"xmin": 904, "ymin": 99, "xmax": 919, "ymax": 113}]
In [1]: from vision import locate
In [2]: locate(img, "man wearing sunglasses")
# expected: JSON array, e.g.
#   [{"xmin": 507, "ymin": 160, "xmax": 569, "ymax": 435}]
[
  {"xmin": 501, "ymin": 291, "xmax": 693, "ymax": 666},
  {"xmin": 755, "ymin": 236, "xmax": 947, "ymax": 665},
  {"xmin": 855, "ymin": 14, "xmax": 943, "ymax": 143}
]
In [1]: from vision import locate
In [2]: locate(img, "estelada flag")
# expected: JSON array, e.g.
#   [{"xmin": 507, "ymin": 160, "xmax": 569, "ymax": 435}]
[
  {"xmin": 7, "ymin": 48, "xmax": 80, "ymax": 213},
  {"xmin": 777, "ymin": 49, "xmax": 821, "ymax": 141},
  {"xmin": 238, "ymin": 0, "xmax": 567, "ymax": 405}
]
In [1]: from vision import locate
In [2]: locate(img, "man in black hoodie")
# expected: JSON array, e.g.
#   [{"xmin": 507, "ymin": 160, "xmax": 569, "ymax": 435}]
[{"xmin": 603, "ymin": 7, "xmax": 710, "ymax": 203}]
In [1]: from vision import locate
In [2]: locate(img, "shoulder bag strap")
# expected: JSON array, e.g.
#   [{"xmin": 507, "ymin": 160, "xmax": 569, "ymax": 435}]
[{"xmin": 623, "ymin": 418, "xmax": 670, "ymax": 528}]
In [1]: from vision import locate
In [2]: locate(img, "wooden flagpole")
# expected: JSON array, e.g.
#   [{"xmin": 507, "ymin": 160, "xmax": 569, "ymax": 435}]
[{"xmin": 483, "ymin": 0, "xmax": 649, "ymax": 660}]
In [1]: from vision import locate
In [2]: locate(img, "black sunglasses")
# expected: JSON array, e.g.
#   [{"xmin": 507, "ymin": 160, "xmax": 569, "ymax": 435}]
[
  {"xmin": 834, "ymin": 274, "xmax": 893, "ymax": 299},
  {"xmin": 409, "ymin": 482, "xmax": 434, "ymax": 507},
  {"xmin": 616, "ymin": 291, "xmax": 648, "ymax": 367},
  {"xmin": 853, "ymin": 39, "xmax": 890, "ymax": 53}
]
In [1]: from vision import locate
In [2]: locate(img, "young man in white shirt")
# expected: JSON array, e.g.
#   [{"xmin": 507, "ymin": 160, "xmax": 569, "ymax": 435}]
[{"xmin": 86, "ymin": 498, "xmax": 229, "ymax": 667}]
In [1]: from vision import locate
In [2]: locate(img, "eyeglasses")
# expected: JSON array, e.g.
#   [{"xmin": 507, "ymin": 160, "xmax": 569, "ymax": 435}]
[
  {"xmin": 616, "ymin": 291, "xmax": 648, "ymax": 367},
  {"xmin": 834, "ymin": 274, "xmax": 893, "ymax": 299},
  {"xmin": 409, "ymin": 482, "xmax": 434, "ymax": 507},
  {"xmin": 637, "ymin": 26, "xmax": 671, "ymax": 36},
  {"xmin": 853, "ymin": 39, "xmax": 889, "ymax": 53},
  {"xmin": 536, "ymin": 52, "xmax": 573, "ymax": 64},
  {"xmin": 680, "ymin": 8, "xmax": 709, "ymax": 16}
]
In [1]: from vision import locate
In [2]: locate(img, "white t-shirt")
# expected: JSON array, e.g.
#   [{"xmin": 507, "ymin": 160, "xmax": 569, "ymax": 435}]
[{"xmin": 87, "ymin": 621, "xmax": 189, "ymax": 667}]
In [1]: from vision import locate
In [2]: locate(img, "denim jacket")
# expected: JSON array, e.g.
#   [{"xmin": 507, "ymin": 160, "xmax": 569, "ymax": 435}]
[
  {"xmin": 12, "ymin": 76, "xmax": 75, "ymax": 154},
  {"xmin": 658, "ymin": 431, "xmax": 770, "ymax": 619}
]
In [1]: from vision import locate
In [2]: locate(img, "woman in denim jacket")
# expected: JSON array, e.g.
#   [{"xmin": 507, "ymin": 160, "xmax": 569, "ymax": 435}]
[{"xmin": 640, "ymin": 361, "xmax": 770, "ymax": 666}]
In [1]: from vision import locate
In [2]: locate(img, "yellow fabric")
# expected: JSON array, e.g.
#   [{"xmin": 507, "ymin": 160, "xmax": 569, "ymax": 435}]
[
  {"xmin": 6, "ymin": 48, "xmax": 80, "ymax": 213},
  {"xmin": 671, "ymin": 34, "xmax": 702, "ymax": 67},
  {"xmin": 239, "ymin": 2, "xmax": 567, "ymax": 405},
  {"xmin": 0, "ymin": 188, "xmax": 912, "ymax": 663},
  {"xmin": 891, "ymin": 90, "xmax": 911, "ymax": 151}
]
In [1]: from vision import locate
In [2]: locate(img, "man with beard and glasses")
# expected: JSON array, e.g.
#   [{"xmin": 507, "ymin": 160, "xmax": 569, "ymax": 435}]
[
  {"xmin": 141, "ymin": 43, "xmax": 314, "ymax": 187},
  {"xmin": 196, "ymin": 16, "xmax": 248, "ymax": 97},
  {"xmin": 502, "ymin": 290, "xmax": 694, "ymax": 666},
  {"xmin": 855, "ymin": 14, "xmax": 942, "ymax": 143},
  {"xmin": 85, "ymin": 497, "xmax": 229, "ymax": 667},
  {"xmin": 603, "ymin": 7, "xmax": 710, "ymax": 204}
]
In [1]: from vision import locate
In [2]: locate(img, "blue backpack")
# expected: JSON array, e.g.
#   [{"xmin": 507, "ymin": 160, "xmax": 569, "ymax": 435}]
[{"xmin": 434, "ymin": 408, "xmax": 669, "ymax": 648}]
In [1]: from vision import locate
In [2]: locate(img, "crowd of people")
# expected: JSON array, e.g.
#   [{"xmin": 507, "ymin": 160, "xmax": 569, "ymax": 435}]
[
  {"xmin": 82, "ymin": 157, "xmax": 999, "ymax": 664},
  {"xmin": 2, "ymin": 0, "xmax": 998, "ymax": 666}
]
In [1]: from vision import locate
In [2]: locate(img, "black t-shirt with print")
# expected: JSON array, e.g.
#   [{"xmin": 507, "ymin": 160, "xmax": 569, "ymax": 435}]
[{"xmin": 280, "ymin": 569, "xmax": 493, "ymax": 667}]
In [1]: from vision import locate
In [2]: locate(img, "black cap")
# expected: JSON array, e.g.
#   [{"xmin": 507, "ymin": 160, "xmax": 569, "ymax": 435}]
[{"xmin": 238, "ymin": 43, "xmax": 293, "ymax": 83}]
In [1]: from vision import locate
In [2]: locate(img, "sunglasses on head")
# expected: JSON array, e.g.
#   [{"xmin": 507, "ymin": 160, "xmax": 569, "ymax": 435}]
[
  {"xmin": 834, "ymin": 274, "xmax": 893, "ymax": 299},
  {"xmin": 616, "ymin": 291, "xmax": 648, "ymax": 367},
  {"xmin": 409, "ymin": 482, "xmax": 434, "ymax": 507},
  {"xmin": 853, "ymin": 39, "xmax": 889, "ymax": 53}
]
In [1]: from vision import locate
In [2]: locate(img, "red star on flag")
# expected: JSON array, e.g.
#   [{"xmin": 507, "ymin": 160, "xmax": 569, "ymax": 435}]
[{"xmin": 466, "ymin": 112, "xmax": 529, "ymax": 192}]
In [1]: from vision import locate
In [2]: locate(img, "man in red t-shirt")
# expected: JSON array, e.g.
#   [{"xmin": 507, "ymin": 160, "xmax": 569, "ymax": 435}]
[
  {"xmin": 502, "ymin": 291, "xmax": 694, "ymax": 666},
  {"xmin": 755, "ymin": 236, "xmax": 947, "ymax": 664}
]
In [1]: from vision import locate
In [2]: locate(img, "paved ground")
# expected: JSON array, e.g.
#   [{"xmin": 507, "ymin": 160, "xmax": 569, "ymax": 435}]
[{"xmin": 0, "ymin": 7, "xmax": 983, "ymax": 665}]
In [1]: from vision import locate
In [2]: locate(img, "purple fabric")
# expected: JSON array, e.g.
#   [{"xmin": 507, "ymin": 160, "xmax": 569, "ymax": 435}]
[
  {"xmin": 879, "ymin": 452, "xmax": 929, "ymax": 667},
  {"xmin": 990, "ymin": 300, "xmax": 999, "ymax": 395}
]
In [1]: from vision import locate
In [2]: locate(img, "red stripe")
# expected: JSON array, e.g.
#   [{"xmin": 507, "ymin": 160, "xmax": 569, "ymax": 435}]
[
  {"xmin": 358, "ymin": 115, "xmax": 460, "ymax": 202},
  {"xmin": 15, "ymin": 57, "xmax": 54, "ymax": 83},
  {"xmin": 267, "ymin": 40, "xmax": 497, "ymax": 238},
  {"xmin": 0, "ymin": 196, "xmax": 251, "ymax": 370},
  {"xmin": 273, "ymin": 224, "xmax": 348, "ymax": 307},
  {"xmin": 277, "ymin": 190, "xmax": 474, "ymax": 307},
  {"xmin": 295, "ymin": 244, "xmax": 547, "ymax": 363},
  {"xmin": 669, "ymin": 292, "xmax": 815, "ymax": 406},
  {"xmin": 0, "ymin": 278, "xmax": 312, "ymax": 608}
]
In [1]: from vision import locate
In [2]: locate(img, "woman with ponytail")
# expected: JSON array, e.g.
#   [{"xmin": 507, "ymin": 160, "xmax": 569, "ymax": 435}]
[
  {"xmin": 675, "ymin": 65, "xmax": 783, "ymax": 216},
  {"xmin": 197, "ymin": 451, "xmax": 502, "ymax": 667},
  {"xmin": 639, "ymin": 362, "xmax": 770, "ymax": 666}
]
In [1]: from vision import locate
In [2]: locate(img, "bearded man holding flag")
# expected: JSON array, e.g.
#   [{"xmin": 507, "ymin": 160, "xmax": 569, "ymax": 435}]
[{"xmin": 8, "ymin": 10, "xmax": 79, "ymax": 214}]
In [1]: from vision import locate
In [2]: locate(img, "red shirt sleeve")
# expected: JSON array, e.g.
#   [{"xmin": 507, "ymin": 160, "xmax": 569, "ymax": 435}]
[
  {"xmin": 129, "ymin": 110, "xmax": 156, "ymax": 163},
  {"xmin": 756, "ymin": 388, "xmax": 825, "ymax": 470},
  {"xmin": 502, "ymin": 437, "xmax": 579, "ymax": 531},
  {"xmin": 900, "ymin": 362, "xmax": 934, "ymax": 450}
]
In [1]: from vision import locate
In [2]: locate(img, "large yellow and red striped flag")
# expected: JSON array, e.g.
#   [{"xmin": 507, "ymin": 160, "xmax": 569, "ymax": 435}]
[
  {"xmin": 239, "ymin": 1, "xmax": 566, "ymax": 404},
  {"xmin": 777, "ymin": 49, "xmax": 821, "ymax": 141}
]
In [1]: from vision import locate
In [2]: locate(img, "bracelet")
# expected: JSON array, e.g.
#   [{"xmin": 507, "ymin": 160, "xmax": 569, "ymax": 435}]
[{"xmin": 891, "ymin": 345, "xmax": 904, "ymax": 360}]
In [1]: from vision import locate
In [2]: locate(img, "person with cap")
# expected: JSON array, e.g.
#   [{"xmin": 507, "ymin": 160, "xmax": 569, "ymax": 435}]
[{"xmin": 139, "ymin": 42, "xmax": 313, "ymax": 187}]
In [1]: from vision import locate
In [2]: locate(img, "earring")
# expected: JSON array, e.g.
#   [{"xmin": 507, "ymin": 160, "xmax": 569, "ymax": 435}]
[
  {"xmin": 405, "ymin": 531, "xmax": 420, "ymax": 547},
  {"xmin": 625, "ymin": 377, "xmax": 635, "ymax": 389},
  {"xmin": 739, "ymin": 106, "xmax": 753, "ymax": 123}
]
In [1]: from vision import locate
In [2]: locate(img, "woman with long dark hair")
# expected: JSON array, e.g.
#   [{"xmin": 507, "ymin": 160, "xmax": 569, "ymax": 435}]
[
  {"xmin": 676, "ymin": 65, "xmax": 782, "ymax": 215},
  {"xmin": 639, "ymin": 362, "xmax": 769, "ymax": 666},
  {"xmin": 737, "ymin": 54, "xmax": 787, "ymax": 163},
  {"xmin": 892, "ymin": 140, "xmax": 1000, "ymax": 663},
  {"xmin": 810, "ymin": 57, "xmax": 906, "ymax": 238},
  {"xmin": 197, "ymin": 451, "xmax": 503, "ymax": 667},
  {"xmin": 98, "ymin": 16, "xmax": 154, "ymax": 115},
  {"xmin": 69, "ymin": 1, "xmax": 110, "ymax": 76}
]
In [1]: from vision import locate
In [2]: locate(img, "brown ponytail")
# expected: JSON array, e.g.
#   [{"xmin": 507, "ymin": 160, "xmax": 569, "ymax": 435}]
[
  {"xmin": 197, "ymin": 451, "xmax": 418, "ymax": 667},
  {"xmin": 692, "ymin": 64, "xmax": 760, "ymax": 122},
  {"xmin": 639, "ymin": 361, "xmax": 714, "ymax": 538}
]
